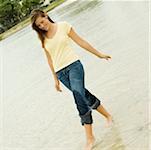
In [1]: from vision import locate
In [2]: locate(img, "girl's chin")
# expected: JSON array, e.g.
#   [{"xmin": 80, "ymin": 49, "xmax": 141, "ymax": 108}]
[
  {"xmin": 41, "ymin": 28, "xmax": 48, "ymax": 31},
  {"xmin": 44, "ymin": 27, "xmax": 49, "ymax": 31}
]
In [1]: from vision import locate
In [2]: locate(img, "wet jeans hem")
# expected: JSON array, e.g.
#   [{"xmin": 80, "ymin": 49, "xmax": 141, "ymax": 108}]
[
  {"xmin": 80, "ymin": 110, "xmax": 93, "ymax": 126},
  {"xmin": 90, "ymin": 99, "xmax": 101, "ymax": 110}
]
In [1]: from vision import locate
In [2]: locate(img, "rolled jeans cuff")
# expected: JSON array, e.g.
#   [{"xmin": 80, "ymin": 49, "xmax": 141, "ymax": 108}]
[
  {"xmin": 90, "ymin": 99, "xmax": 101, "ymax": 110},
  {"xmin": 80, "ymin": 110, "xmax": 93, "ymax": 126}
]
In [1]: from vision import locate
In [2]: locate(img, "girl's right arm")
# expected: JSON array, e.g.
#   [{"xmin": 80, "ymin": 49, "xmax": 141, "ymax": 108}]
[{"xmin": 43, "ymin": 48, "xmax": 62, "ymax": 92}]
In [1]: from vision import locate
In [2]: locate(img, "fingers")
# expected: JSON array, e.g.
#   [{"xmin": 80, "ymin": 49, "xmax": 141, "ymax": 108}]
[
  {"xmin": 56, "ymin": 86, "xmax": 62, "ymax": 92},
  {"xmin": 58, "ymin": 88, "xmax": 62, "ymax": 92},
  {"xmin": 105, "ymin": 57, "xmax": 111, "ymax": 60},
  {"xmin": 106, "ymin": 56, "xmax": 111, "ymax": 60},
  {"xmin": 57, "ymin": 88, "xmax": 62, "ymax": 92},
  {"xmin": 101, "ymin": 55, "xmax": 111, "ymax": 60}
]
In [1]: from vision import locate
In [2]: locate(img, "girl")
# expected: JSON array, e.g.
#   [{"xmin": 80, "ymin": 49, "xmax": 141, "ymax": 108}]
[{"xmin": 30, "ymin": 9, "xmax": 113, "ymax": 150}]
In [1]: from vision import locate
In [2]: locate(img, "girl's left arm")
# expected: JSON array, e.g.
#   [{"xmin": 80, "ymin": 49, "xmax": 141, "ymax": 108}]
[{"xmin": 68, "ymin": 27, "xmax": 111, "ymax": 60}]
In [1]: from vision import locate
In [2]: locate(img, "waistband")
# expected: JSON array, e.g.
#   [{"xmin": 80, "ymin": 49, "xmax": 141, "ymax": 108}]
[{"xmin": 56, "ymin": 60, "xmax": 81, "ymax": 74}]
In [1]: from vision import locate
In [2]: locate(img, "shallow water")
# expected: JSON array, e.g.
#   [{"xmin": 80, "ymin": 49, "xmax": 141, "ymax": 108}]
[{"xmin": 1, "ymin": 0, "xmax": 149, "ymax": 150}]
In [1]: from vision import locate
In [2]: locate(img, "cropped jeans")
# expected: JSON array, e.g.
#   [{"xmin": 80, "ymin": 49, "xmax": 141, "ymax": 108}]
[{"xmin": 56, "ymin": 60, "xmax": 101, "ymax": 126}]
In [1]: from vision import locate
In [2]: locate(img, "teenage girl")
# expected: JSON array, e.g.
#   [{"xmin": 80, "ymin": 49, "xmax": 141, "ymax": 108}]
[{"xmin": 31, "ymin": 9, "xmax": 113, "ymax": 150}]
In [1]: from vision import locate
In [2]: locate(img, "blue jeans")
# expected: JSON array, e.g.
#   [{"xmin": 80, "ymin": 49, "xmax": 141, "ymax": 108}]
[{"xmin": 56, "ymin": 60, "xmax": 101, "ymax": 126}]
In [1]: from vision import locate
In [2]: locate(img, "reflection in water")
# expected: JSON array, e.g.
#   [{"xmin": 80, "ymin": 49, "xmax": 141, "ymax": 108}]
[{"xmin": 94, "ymin": 122, "xmax": 126, "ymax": 150}]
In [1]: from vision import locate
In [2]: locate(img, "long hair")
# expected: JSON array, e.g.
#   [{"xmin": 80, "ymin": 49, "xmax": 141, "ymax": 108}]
[{"xmin": 30, "ymin": 9, "xmax": 55, "ymax": 48}]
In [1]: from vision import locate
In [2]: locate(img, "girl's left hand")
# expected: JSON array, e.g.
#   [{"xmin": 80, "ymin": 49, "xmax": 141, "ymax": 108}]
[{"xmin": 99, "ymin": 54, "xmax": 111, "ymax": 60}]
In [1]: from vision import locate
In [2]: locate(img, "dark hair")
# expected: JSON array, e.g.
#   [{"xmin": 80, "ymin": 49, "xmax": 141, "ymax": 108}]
[{"xmin": 30, "ymin": 9, "xmax": 55, "ymax": 48}]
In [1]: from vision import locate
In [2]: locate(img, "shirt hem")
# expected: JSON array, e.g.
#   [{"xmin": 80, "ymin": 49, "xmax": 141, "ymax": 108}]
[{"xmin": 55, "ymin": 58, "xmax": 80, "ymax": 73}]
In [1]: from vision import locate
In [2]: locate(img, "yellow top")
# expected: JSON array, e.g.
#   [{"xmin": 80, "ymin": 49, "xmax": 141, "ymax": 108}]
[{"xmin": 44, "ymin": 21, "xmax": 80, "ymax": 72}]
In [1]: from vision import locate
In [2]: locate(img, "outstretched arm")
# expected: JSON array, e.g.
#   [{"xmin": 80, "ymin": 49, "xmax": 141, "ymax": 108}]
[{"xmin": 68, "ymin": 27, "xmax": 111, "ymax": 60}]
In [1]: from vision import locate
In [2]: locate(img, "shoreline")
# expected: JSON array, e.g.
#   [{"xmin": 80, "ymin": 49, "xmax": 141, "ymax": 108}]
[{"xmin": 0, "ymin": 0, "xmax": 66, "ymax": 41}]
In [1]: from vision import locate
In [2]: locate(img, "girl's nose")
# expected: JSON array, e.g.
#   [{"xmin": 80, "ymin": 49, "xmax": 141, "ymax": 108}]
[{"xmin": 40, "ymin": 24, "xmax": 44, "ymax": 28}]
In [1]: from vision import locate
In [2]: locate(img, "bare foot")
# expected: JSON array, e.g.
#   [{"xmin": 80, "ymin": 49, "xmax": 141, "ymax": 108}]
[
  {"xmin": 105, "ymin": 115, "xmax": 114, "ymax": 127},
  {"xmin": 84, "ymin": 136, "xmax": 96, "ymax": 150}
]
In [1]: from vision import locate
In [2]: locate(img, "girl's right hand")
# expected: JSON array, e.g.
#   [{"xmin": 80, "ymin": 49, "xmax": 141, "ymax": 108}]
[{"xmin": 55, "ymin": 79, "xmax": 62, "ymax": 92}]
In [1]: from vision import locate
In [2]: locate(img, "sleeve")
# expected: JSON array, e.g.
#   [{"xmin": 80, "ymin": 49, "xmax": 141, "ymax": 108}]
[{"xmin": 64, "ymin": 21, "xmax": 72, "ymax": 34}]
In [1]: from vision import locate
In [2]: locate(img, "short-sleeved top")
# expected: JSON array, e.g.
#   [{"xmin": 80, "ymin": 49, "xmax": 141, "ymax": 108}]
[{"xmin": 44, "ymin": 21, "xmax": 80, "ymax": 73}]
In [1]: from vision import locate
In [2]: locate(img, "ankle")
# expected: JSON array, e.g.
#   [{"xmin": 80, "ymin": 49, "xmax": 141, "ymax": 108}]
[
  {"xmin": 106, "ymin": 114, "xmax": 112, "ymax": 118},
  {"xmin": 87, "ymin": 135, "xmax": 95, "ymax": 141}
]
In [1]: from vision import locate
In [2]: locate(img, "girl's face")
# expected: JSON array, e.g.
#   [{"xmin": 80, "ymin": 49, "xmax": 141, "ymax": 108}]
[{"xmin": 35, "ymin": 16, "xmax": 50, "ymax": 31}]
